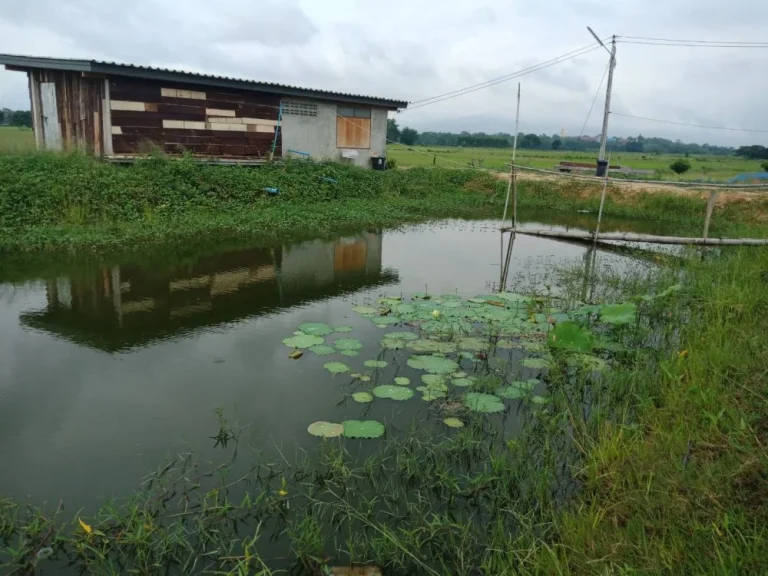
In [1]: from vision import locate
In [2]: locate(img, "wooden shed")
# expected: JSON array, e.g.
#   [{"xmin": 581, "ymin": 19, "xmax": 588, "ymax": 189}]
[{"xmin": 0, "ymin": 54, "xmax": 407, "ymax": 167}]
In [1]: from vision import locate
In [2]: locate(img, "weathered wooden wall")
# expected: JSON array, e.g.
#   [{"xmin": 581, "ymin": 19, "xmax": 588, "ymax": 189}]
[
  {"xmin": 28, "ymin": 69, "xmax": 104, "ymax": 154},
  {"xmin": 108, "ymin": 78, "xmax": 281, "ymax": 158}
]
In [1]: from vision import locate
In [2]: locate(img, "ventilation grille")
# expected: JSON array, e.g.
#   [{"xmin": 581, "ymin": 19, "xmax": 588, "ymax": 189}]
[{"xmin": 283, "ymin": 101, "xmax": 318, "ymax": 117}]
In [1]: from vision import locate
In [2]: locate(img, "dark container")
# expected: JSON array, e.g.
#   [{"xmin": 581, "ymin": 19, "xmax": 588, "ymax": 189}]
[
  {"xmin": 371, "ymin": 157, "xmax": 386, "ymax": 171},
  {"xmin": 596, "ymin": 160, "xmax": 608, "ymax": 177}
]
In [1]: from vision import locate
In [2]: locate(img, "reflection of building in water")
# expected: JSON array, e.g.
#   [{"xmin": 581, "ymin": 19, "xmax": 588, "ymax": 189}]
[{"xmin": 22, "ymin": 232, "xmax": 394, "ymax": 351}]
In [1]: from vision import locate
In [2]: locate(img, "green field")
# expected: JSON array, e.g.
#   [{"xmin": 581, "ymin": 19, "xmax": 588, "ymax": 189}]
[
  {"xmin": 387, "ymin": 145, "xmax": 765, "ymax": 182},
  {"xmin": 0, "ymin": 126, "xmax": 35, "ymax": 152}
]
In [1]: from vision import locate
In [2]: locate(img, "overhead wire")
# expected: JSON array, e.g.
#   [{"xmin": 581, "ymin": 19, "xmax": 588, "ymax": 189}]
[
  {"xmin": 617, "ymin": 39, "xmax": 768, "ymax": 48},
  {"xmin": 611, "ymin": 111, "xmax": 768, "ymax": 133},
  {"xmin": 403, "ymin": 43, "xmax": 604, "ymax": 111},
  {"xmin": 579, "ymin": 59, "xmax": 610, "ymax": 137},
  {"xmin": 617, "ymin": 35, "xmax": 768, "ymax": 46}
]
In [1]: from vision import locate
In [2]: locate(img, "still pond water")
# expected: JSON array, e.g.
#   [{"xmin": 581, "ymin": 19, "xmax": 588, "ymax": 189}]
[{"xmin": 0, "ymin": 216, "xmax": 650, "ymax": 510}]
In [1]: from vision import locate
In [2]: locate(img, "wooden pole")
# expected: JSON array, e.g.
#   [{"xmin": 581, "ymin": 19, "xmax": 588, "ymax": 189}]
[
  {"xmin": 597, "ymin": 36, "xmax": 616, "ymax": 168},
  {"xmin": 503, "ymin": 228, "xmax": 768, "ymax": 246},
  {"xmin": 501, "ymin": 83, "xmax": 521, "ymax": 227},
  {"xmin": 703, "ymin": 191, "xmax": 718, "ymax": 239},
  {"xmin": 500, "ymin": 230, "xmax": 515, "ymax": 290}
]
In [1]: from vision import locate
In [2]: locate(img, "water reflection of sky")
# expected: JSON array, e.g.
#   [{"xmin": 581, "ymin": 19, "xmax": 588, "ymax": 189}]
[{"xmin": 0, "ymin": 218, "xmax": 651, "ymax": 508}]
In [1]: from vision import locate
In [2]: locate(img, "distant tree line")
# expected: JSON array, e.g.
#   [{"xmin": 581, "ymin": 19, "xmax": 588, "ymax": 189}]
[
  {"xmin": 0, "ymin": 108, "xmax": 32, "ymax": 128},
  {"xmin": 735, "ymin": 145, "xmax": 768, "ymax": 160},
  {"xmin": 387, "ymin": 119, "xmax": 739, "ymax": 156}
]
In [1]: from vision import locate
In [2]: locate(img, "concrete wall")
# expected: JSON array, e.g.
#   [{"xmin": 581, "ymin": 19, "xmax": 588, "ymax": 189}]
[{"xmin": 280, "ymin": 98, "xmax": 388, "ymax": 169}]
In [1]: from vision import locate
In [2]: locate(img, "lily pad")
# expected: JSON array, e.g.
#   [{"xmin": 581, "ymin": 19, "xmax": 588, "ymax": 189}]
[
  {"xmin": 520, "ymin": 340, "xmax": 547, "ymax": 353},
  {"xmin": 324, "ymin": 362, "xmax": 350, "ymax": 374},
  {"xmin": 566, "ymin": 354, "xmax": 609, "ymax": 372},
  {"xmin": 600, "ymin": 303, "xmax": 636, "ymax": 325},
  {"xmin": 341, "ymin": 350, "xmax": 359, "ymax": 357},
  {"xmin": 464, "ymin": 393, "xmax": 505, "ymax": 414},
  {"xmin": 381, "ymin": 339, "xmax": 407, "ymax": 350},
  {"xmin": 548, "ymin": 321, "xmax": 593, "ymax": 353},
  {"xmin": 352, "ymin": 306, "xmax": 378, "ymax": 316},
  {"xmin": 451, "ymin": 377, "xmax": 475, "ymax": 387},
  {"xmin": 364, "ymin": 360, "xmax": 388, "ymax": 368},
  {"xmin": 411, "ymin": 291, "xmax": 430, "ymax": 300},
  {"xmin": 289, "ymin": 349, "xmax": 303, "ymax": 360},
  {"xmin": 385, "ymin": 331, "xmax": 419, "ymax": 341},
  {"xmin": 416, "ymin": 386, "xmax": 446, "ymax": 401},
  {"xmin": 307, "ymin": 421, "xmax": 344, "ymax": 438},
  {"xmin": 495, "ymin": 379, "xmax": 538, "ymax": 399},
  {"xmin": 394, "ymin": 377, "xmax": 411, "ymax": 386},
  {"xmin": 496, "ymin": 339, "xmax": 516, "ymax": 349},
  {"xmin": 297, "ymin": 322, "xmax": 334, "ymax": 336},
  {"xmin": 342, "ymin": 420, "xmax": 385, "ymax": 439},
  {"xmin": 334, "ymin": 338, "xmax": 363, "ymax": 351},
  {"xmin": 407, "ymin": 339, "xmax": 457, "ymax": 354},
  {"xmin": 282, "ymin": 334, "xmax": 325, "ymax": 349},
  {"xmin": 371, "ymin": 316, "xmax": 400, "ymax": 327},
  {"xmin": 421, "ymin": 374, "xmax": 447, "ymax": 389},
  {"xmin": 334, "ymin": 326, "xmax": 353, "ymax": 333},
  {"xmin": 407, "ymin": 355, "xmax": 460, "ymax": 374},
  {"xmin": 373, "ymin": 385, "xmax": 414, "ymax": 401},
  {"xmin": 452, "ymin": 371, "xmax": 467, "ymax": 378},
  {"xmin": 457, "ymin": 337, "xmax": 489, "ymax": 352},
  {"xmin": 309, "ymin": 344, "xmax": 336, "ymax": 356},
  {"xmin": 352, "ymin": 392, "xmax": 374, "ymax": 403},
  {"xmin": 293, "ymin": 331, "xmax": 305, "ymax": 336},
  {"xmin": 521, "ymin": 357, "xmax": 549, "ymax": 370},
  {"xmin": 443, "ymin": 417, "xmax": 465, "ymax": 428},
  {"xmin": 531, "ymin": 395, "xmax": 549, "ymax": 405}
]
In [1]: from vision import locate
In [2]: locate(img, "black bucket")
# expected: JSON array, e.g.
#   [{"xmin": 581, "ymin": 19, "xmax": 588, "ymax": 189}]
[{"xmin": 596, "ymin": 160, "xmax": 608, "ymax": 177}]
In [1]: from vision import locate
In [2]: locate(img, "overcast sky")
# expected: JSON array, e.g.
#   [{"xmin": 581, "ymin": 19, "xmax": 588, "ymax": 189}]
[{"xmin": 1, "ymin": 0, "xmax": 766, "ymax": 146}]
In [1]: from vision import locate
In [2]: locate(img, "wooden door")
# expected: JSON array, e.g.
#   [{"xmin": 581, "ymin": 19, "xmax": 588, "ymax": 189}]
[{"xmin": 40, "ymin": 82, "xmax": 62, "ymax": 151}]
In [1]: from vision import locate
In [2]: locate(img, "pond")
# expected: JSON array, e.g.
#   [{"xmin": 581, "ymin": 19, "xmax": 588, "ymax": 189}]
[{"xmin": 0, "ymin": 213, "xmax": 659, "ymax": 569}]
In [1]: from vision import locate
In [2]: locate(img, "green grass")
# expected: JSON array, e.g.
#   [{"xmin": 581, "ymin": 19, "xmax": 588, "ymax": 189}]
[
  {"xmin": 0, "ymin": 126, "xmax": 35, "ymax": 152},
  {"xmin": 2, "ymin": 247, "xmax": 766, "ymax": 574},
  {"xmin": 1, "ymin": 152, "xmax": 767, "ymax": 253},
  {"xmin": 388, "ymin": 145, "xmax": 766, "ymax": 182}
]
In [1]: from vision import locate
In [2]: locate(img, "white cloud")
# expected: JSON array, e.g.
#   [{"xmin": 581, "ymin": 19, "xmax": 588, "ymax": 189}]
[{"xmin": 1, "ymin": 0, "xmax": 766, "ymax": 146}]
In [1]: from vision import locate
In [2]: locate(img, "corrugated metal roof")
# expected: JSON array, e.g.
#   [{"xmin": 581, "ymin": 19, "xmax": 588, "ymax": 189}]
[{"xmin": 0, "ymin": 53, "xmax": 408, "ymax": 110}]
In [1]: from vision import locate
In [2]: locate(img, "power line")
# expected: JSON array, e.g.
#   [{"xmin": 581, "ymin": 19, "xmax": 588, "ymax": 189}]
[
  {"xmin": 618, "ymin": 35, "xmax": 768, "ymax": 46},
  {"xmin": 404, "ymin": 44, "xmax": 603, "ymax": 111},
  {"xmin": 611, "ymin": 111, "xmax": 768, "ymax": 133},
  {"xmin": 617, "ymin": 39, "xmax": 768, "ymax": 48},
  {"xmin": 579, "ymin": 59, "xmax": 610, "ymax": 137}
]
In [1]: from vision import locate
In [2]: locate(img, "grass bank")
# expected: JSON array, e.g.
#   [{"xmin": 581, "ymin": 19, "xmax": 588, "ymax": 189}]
[
  {"xmin": 1, "ymin": 153, "xmax": 767, "ymax": 252},
  {"xmin": 2, "ymin": 245, "xmax": 766, "ymax": 574}
]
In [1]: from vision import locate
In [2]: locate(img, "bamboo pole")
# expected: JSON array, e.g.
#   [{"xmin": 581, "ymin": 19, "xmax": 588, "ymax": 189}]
[
  {"xmin": 502, "ymin": 228, "xmax": 768, "ymax": 246},
  {"xmin": 501, "ymin": 83, "xmax": 521, "ymax": 227},
  {"xmin": 702, "ymin": 191, "xmax": 718, "ymax": 239},
  {"xmin": 593, "ymin": 152, "xmax": 611, "ymax": 243}
]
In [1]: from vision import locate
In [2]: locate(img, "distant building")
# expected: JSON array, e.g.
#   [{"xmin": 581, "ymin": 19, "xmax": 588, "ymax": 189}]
[{"xmin": 0, "ymin": 54, "xmax": 407, "ymax": 168}]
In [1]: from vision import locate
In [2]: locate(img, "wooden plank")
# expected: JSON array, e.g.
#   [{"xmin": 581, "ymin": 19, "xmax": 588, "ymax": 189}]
[
  {"xmin": 103, "ymin": 78, "xmax": 113, "ymax": 155},
  {"xmin": 112, "ymin": 113, "xmax": 163, "ymax": 128},
  {"xmin": 158, "ymin": 103, "xmax": 206, "ymax": 116},
  {"xmin": 206, "ymin": 108, "xmax": 235, "ymax": 117},
  {"xmin": 28, "ymin": 71, "xmax": 44, "ymax": 149},
  {"xmin": 111, "ymin": 100, "xmax": 147, "ymax": 111},
  {"xmin": 505, "ymin": 228, "xmax": 768, "ymax": 246},
  {"xmin": 336, "ymin": 117, "xmax": 370, "ymax": 149},
  {"xmin": 40, "ymin": 82, "xmax": 62, "ymax": 150}
]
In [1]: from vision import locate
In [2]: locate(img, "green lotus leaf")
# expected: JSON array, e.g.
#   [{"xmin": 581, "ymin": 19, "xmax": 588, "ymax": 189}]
[
  {"xmin": 464, "ymin": 393, "xmax": 505, "ymax": 413},
  {"xmin": 566, "ymin": 354, "xmax": 609, "ymax": 372},
  {"xmin": 364, "ymin": 360, "xmax": 388, "ymax": 368},
  {"xmin": 282, "ymin": 334, "xmax": 325, "ymax": 349},
  {"xmin": 421, "ymin": 374, "xmax": 447, "ymax": 390},
  {"xmin": 323, "ymin": 362, "xmax": 350, "ymax": 374},
  {"xmin": 451, "ymin": 377, "xmax": 475, "ymax": 388},
  {"xmin": 496, "ymin": 292, "xmax": 533, "ymax": 303},
  {"xmin": 407, "ymin": 355, "xmax": 459, "ymax": 374},
  {"xmin": 307, "ymin": 421, "xmax": 344, "ymax": 438},
  {"xmin": 340, "ymin": 350, "xmax": 359, "ymax": 357},
  {"xmin": 297, "ymin": 322, "xmax": 334, "ymax": 336},
  {"xmin": 457, "ymin": 337, "xmax": 488, "ymax": 352},
  {"xmin": 416, "ymin": 386, "xmax": 446, "ymax": 401},
  {"xmin": 384, "ymin": 331, "xmax": 419, "ymax": 341},
  {"xmin": 411, "ymin": 292, "xmax": 430, "ymax": 300},
  {"xmin": 496, "ymin": 339, "xmax": 516, "ymax": 349},
  {"xmin": 334, "ymin": 338, "xmax": 362, "ymax": 351},
  {"xmin": 548, "ymin": 321, "xmax": 593, "ymax": 353},
  {"xmin": 381, "ymin": 339, "xmax": 406, "ymax": 350},
  {"xmin": 443, "ymin": 417, "xmax": 465, "ymax": 428},
  {"xmin": 309, "ymin": 344, "xmax": 336, "ymax": 356},
  {"xmin": 352, "ymin": 306, "xmax": 377, "ymax": 316},
  {"xmin": 370, "ymin": 316, "xmax": 400, "ymax": 327},
  {"xmin": 599, "ymin": 303, "xmax": 636, "ymax": 325},
  {"xmin": 352, "ymin": 392, "xmax": 373, "ymax": 403},
  {"xmin": 407, "ymin": 339, "xmax": 457, "ymax": 354},
  {"xmin": 452, "ymin": 371, "xmax": 467, "ymax": 378},
  {"xmin": 531, "ymin": 395, "xmax": 549, "ymax": 405},
  {"xmin": 394, "ymin": 377, "xmax": 410, "ymax": 386},
  {"xmin": 342, "ymin": 420, "xmax": 385, "ymax": 439},
  {"xmin": 373, "ymin": 385, "xmax": 414, "ymax": 401},
  {"xmin": 520, "ymin": 340, "xmax": 547, "ymax": 353},
  {"xmin": 334, "ymin": 325, "xmax": 353, "ymax": 333}
]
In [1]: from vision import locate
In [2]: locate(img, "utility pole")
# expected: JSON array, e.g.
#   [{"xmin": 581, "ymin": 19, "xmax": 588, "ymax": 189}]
[{"xmin": 587, "ymin": 28, "xmax": 616, "ymax": 176}]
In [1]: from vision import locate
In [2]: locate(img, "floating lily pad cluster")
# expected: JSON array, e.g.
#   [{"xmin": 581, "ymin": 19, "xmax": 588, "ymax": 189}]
[
  {"xmin": 307, "ymin": 420, "xmax": 384, "ymax": 439},
  {"xmin": 298, "ymin": 288, "xmax": 673, "ymax": 439}
]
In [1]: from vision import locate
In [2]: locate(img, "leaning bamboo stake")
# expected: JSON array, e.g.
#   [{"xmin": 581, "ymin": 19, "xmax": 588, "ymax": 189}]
[
  {"xmin": 504, "ymin": 228, "xmax": 768, "ymax": 246},
  {"xmin": 501, "ymin": 83, "xmax": 521, "ymax": 227},
  {"xmin": 702, "ymin": 191, "xmax": 718, "ymax": 239},
  {"xmin": 593, "ymin": 152, "xmax": 611, "ymax": 243}
]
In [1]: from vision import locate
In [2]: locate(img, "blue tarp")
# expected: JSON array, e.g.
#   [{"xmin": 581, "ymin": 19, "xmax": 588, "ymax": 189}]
[{"xmin": 727, "ymin": 172, "xmax": 768, "ymax": 183}]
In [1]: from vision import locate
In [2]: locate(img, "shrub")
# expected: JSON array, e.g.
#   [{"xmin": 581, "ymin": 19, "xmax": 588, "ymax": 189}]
[
  {"xmin": 669, "ymin": 159, "xmax": 691, "ymax": 175},
  {"xmin": 386, "ymin": 158, "xmax": 398, "ymax": 170},
  {"xmin": 762, "ymin": 160, "xmax": 768, "ymax": 172}
]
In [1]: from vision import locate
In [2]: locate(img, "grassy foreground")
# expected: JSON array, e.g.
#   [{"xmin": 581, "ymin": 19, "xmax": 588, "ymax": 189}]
[
  {"xmin": 1, "ymin": 153, "xmax": 768, "ymax": 253},
  {"xmin": 2, "ymin": 246, "xmax": 766, "ymax": 574}
]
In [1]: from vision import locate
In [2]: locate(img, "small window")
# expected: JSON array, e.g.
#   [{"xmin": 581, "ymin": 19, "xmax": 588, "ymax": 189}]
[
  {"xmin": 338, "ymin": 107, "xmax": 371, "ymax": 118},
  {"xmin": 283, "ymin": 101, "xmax": 318, "ymax": 117}
]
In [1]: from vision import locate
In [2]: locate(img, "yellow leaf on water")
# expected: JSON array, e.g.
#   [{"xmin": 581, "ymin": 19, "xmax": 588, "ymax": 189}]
[{"xmin": 78, "ymin": 518, "xmax": 92, "ymax": 535}]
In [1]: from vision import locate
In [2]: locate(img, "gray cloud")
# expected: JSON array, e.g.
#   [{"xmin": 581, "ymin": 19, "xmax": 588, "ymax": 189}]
[{"xmin": 0, "ymin": 0, "xmax": 766, "ymax": 146}]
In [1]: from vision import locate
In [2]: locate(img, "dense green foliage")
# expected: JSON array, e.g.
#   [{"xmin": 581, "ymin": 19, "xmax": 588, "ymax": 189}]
[
  {"xmin": 0, "ymin": 108, "xmax": 32, "ymax": 127},
  {"xmin": 669, "ymin": 158, "xmax": 692, "ymax": 174},
  {"xmin": 736, "ymin": 144, "xmax": 768, "ymax": 160},
  {"xmin": 1, "ymin": 153, "xmax": 767, "ymax": 252}
]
